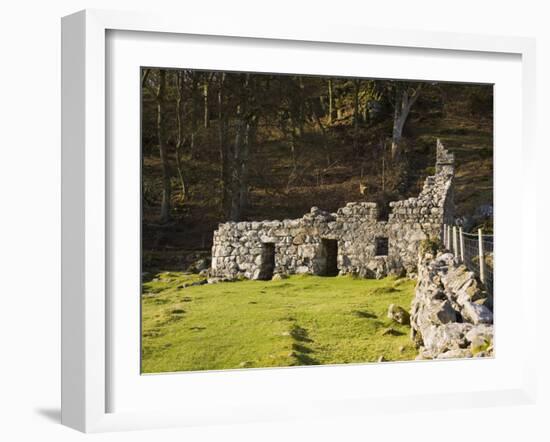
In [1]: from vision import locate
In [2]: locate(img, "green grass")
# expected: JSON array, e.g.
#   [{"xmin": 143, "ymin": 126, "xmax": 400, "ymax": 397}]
[{"xmin": 141, "ymin": 273, "xmax": 417, "ymax": 373}]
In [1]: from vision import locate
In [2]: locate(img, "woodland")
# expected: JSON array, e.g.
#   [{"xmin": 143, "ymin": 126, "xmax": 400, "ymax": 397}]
[{"xmin": 141, "ymin": 69, "xmax": 493, "ymax": 272}]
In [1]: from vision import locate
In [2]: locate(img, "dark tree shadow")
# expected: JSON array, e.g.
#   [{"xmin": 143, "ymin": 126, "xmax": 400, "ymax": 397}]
[
  {"xmin": 353, "ymin": 310, "xmax": 377, "ymax": 319},
  {"xmin": 288, "ymin": 324, "xmax": 320, "ymax": 365},
  {"xmin": 293, "ymin": 352, "xmax": 320, "ymax": 366},
  {"xmin": 290, "ymin": 324, "xmax": 313, "ymax": 343},
  {"xmin": 381, "ymin": 327, "xmax": 405, "ymax": 336},
  {"xmin": 292, "ymin": 343, "xmax": 313, "ymax": 354}
]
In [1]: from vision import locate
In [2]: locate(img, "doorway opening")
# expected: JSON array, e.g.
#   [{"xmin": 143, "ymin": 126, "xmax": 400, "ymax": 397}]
[
  {"xmin": 258, "ymin": 243, "xmax": 276, "ymax": 280},
  {"xmin": 321, "ymin": 239, "xmax": 338, "ymax": 276}
]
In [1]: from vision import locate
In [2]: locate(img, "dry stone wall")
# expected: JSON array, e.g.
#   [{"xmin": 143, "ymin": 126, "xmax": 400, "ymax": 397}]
[
  {"xmin": 210, "ymin": 140, "xmax": 455, "ymax": 281},
  {"xmin": 411, "ymin": 251, "xmax": 494, "ymax": 359}
]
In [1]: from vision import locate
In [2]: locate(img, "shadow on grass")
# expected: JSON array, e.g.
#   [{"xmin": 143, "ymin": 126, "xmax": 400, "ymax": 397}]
[
  {"xmin": 146, "ymin": 298, "xmax": 169, "ymax": 305},
  {"xmin": 290, "ymin": 324, "xmax": 313, "ymax": 343},
  {"xmin": 352, "ymin": 310, "xmax": 377, "ymax": 319},
  {"xmin": 189, "ymin": 326, "xmax": 206, "ymax": 331},
  {"xmin": 381, "ymin": 327, "xmax": 405, "ymax": 336},
  {"xmin": 292, "ymin": 342, "xmax": 313, "ymax": 354},
  {"xmin": 293, "ymin": 352, "xmax": 320, "ymax": 366},
  {"xmin": 289, "ymin": 324, "xmax": 320, "ymax": 365}
]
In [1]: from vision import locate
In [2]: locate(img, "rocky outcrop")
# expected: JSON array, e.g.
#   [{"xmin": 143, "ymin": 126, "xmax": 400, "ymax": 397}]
[{"xmin": 411, "ymin": 251, "xmax": 494, "ymax": 360}]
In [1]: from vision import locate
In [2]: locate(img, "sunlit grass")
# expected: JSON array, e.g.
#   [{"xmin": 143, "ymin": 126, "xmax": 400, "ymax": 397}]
[{"xmin": 141, "ymin": 273, "xmax": 417, "ymax": 373}]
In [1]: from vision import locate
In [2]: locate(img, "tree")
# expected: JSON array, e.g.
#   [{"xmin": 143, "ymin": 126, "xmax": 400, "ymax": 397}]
[
  {"xmin": 141, "ymin": 68, "xmax": 174, "ymax": 223},
  {"xmin": 228, "ymin": 73, "xmax": 258, "ymax": 221},
  {"xmin": 327, "ymin": 78, "xmax": 335, "ymax": 124},
  {"xmin": 310, "ymin": 95, "xmax": 331, "ymax": 166},
  {"xmin": 174, "ymin": 71, "xmax": 189, "ymax": 203},
  {"xmin": 390, "ymin": 82, "xmax": 423, "ymax": 158},
  {"xmin": 217, "ymin": 72, "xmax": 231, "ymax": 217},
  {"xmin": 193, "ymin": 73, "xmax": 203, "ymax": 158},
  {"xmin": 155, "ymin": 69, "xmax": 172, "ymax": 223},
  {"xmin": 276, "ymin": 76, "xmax": 307, "ymax": 188},
  {"xmin": 203, "ymin": 72, "xmax": 214, "ymax": 128},
  {"xmin": 142, "ymin": 70, "xmax": 437, "ymax": 229},
  {"xmin": 353, "ymin": 79, "xmax": 361, "ymax": 154}
]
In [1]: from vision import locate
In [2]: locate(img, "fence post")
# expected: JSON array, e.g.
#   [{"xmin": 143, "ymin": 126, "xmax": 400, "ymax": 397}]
[
  {"xmin": 478, "ymin": 228, "xmax": 485, "ymax": 284},
  {"xmin": 452, "ymin": 226, "xmax": 458, "ymax": 256},
  {"xmin": 459, "ymin": 227, "xmax": 464, "ymax": 262},
  {"xmin": 443, "ymin": 224, "xmax": 447, "ymax": 247},
  {"xmin": 447, "ymin": 225, "xmax": 452, "ymax": 250}
]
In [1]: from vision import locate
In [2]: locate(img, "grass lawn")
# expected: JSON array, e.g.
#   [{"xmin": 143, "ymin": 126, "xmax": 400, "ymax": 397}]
[{"xmin": 141, "ymin": 273, "xmax": 417, "ymax": 373}]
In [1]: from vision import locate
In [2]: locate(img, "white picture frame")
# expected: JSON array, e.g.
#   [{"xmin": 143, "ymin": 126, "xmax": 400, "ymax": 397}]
[{"xmin": 61, "ymin": 9, "xmax": 537, "ymax": 433}]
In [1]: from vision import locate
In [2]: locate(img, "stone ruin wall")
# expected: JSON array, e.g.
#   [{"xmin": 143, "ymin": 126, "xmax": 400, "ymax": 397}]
[{"xmin": 210, "ymin": 140, "xmax": 455, "ymax": 281}]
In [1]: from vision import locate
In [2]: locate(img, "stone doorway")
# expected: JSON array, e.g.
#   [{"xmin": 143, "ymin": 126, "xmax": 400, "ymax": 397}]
[
  {"xmin": 321, "ymin": 239, "xmax": 338, "ymax": 276},
  {"xmin": 258, "ymin": 243, "xmax": 276, "ymax": 280}
]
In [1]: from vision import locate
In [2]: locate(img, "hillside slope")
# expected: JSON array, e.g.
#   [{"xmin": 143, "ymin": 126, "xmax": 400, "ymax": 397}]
[{"xmin": 142, "ymin": 79, "xmax": 493, "ymax": 272}]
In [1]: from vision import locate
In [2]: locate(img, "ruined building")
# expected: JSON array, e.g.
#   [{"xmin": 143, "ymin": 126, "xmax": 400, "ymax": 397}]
[{"xmin": 210, "ymin": 140, "xmax": 454, "ymax": 280}]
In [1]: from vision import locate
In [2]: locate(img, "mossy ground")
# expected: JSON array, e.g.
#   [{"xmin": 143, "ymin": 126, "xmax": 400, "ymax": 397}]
[{"xmin": 141, "ymin": 273, "xmax": 417, "ymax": 373}]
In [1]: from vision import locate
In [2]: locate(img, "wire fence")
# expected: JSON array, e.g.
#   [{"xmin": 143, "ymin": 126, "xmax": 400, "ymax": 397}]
[{"xmin": 442, "ymin": 224, "xmax": 493, "ymax": 294}]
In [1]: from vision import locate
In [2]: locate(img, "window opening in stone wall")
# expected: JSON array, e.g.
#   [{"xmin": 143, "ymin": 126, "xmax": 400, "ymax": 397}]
[
  {"xmin": 376, "ymin": 199, "xmax": 391, "ymax": 222},
  {"xmin": 375, "ymin": 237, "xmax": 389, "ymax": 256},
  {"xmin": 258, "ymin": 243, "xmax": 276, "ymax": 280},
  {"xmin": 321, "ymin": 239, "xmax": 338, "ymax": 276}
]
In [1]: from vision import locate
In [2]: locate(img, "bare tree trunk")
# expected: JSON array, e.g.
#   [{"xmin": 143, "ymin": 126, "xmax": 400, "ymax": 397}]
[
  {"xmin": 353, "ymin": 79, "xmax": 361, "ymax": 154},
  {"xmin": 203, "ymin": 75, "xmax": 210, "ymax": 128},
  {"xmin": 141, "ymin": 68, "xmax": 150, "ymax": 89},
  {"xmin": 175, "ymin": 72, "xmax": 188, "ymax": 203},
  {"xmin": 297, "ymin": 76, "xmax": 305, "ymax": 137},
  {"xmin": 381, "ymin": 139, "xmax": 386, "ymax": 193},
  {"xmin": 229, "ymin": 74, "xmax": 251, "ymax": 221},
  {"xmin": 328, "ymin": 78, "xmax": 334, "ymax": 124},
  {"xmin": 230, "ymin": 110, "xmax": 244, "ymax": 221},
  {"xmin": 391, "ymin": 84, "xmax": 422, "ymax": 159},
  {"xmin": 286, "ymin": 125, "xmax": 299, "ymax": 190},
  {"xmin": 312, "ymin": 101, "xmax": 331, "ymax": 166},
  {"xmin": 189, "ymin": 72, "xmax": 199, "ymax": 159},
  {"xmin": 278, "ymin": 115, "xmax": 297, "ymax": 190},
  {"xmin": 391, "ymin": 93, "xmax": 407, "ymax": 159},
  {"xmin": 239, "ymin": 119, "xmax": 256, "ymax": 212},
  {"xmin": 217, "ymin": 73, "xmax": 230, "ymax": 217},
  {"xmin": 156, "ymin": 70, "xmax": 171, "ymax": 223}
]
